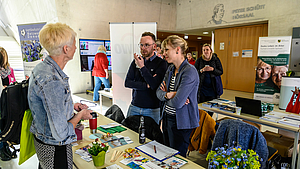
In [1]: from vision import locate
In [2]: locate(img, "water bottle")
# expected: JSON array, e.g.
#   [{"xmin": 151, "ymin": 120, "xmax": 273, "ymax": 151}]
[{"xmin": 139, "ymin": 116, "xmax": 146, "ymax": 144}]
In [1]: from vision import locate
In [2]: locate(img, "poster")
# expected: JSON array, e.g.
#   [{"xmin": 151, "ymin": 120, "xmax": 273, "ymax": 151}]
[
  {"xmin": 18, "ymin": 22, "xmax": 46, "ymax": 79},
  {"xmin": 254, "ymin": 36, "xmax": 291, "ymax": 103},
  {"xmin": 242, "ymin": 49, "xmax": 253, "ymax": 58}
]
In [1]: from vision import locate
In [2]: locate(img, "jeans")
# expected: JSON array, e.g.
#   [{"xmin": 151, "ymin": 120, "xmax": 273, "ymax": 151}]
[
  {"xmin": 126, "ymin": 104, "xmax": 160, "ymax": 124},
  {"xmin": 93, "ymin": 76, "xmax": 110, "ymax": 101},
  {"xmin": 163, "ymin": 113, "xmax": 193, "ymax": 157}
]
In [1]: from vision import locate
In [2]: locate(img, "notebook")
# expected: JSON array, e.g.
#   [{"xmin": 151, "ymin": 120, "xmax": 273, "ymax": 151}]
[
  {"xmin": 235, "ymin": 97, "xmax": 262, "ymax": 117},
  {"xmin": 136, "ymin": 141, "xmax": 179, "ymax": 161}
]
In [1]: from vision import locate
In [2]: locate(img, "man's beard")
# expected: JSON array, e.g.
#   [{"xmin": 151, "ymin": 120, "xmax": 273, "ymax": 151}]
[{"xmin": 141, "ymin": 49, "xmax": 153, "ymax": 58}]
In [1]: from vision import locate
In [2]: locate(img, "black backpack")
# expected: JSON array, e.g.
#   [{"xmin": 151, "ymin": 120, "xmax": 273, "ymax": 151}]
[{"xmin": 0, "ymin": 79, "xmax": 29, "ymax": 145}]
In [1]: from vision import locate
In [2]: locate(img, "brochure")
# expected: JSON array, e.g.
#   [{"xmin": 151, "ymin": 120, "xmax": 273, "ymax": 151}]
[
  {"xmin": 108, "ymin": 136, "xmax": 134, "ymax": 148},
  {"xmin": 278, "ymin": 118, "xmax": 300, "ymax": 127},
  {"xmin": 259, "ymin": 116, "xmax": 281, "ymax": 123},
  {"xmin": 74, "ymin": 144, "xmax": 93, "ymax": 162},
  {"xmin": 100, "ymin": 122, "xmax": 122, "ymax": 129},
  {"xmin": 265, "ymin": 111, "xmax": 287, "ymax": 119},
  {"xmin": 120, "ymin": 156, "xmax": 187, "ymax": 169}
]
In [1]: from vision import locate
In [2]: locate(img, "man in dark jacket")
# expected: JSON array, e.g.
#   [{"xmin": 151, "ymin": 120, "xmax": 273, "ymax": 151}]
[{"xmin": 125, "ymin": 32, "xmax": 168, "ymax": 124}]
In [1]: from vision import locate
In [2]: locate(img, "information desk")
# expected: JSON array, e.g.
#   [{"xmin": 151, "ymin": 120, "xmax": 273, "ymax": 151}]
[
  {"xmin": 199, "ymin": 104, "xmax": 300, "ymax": 169},
  {"xmin": 73, "ymin": 113, "xmax": 205, "ymax": 169}
]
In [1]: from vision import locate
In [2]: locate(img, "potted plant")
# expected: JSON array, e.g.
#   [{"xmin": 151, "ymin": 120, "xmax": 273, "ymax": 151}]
[
  {"xmin": 88, "ymin": 142, "xmax": 109, "ymax": 167},
  {"xmin": 206, "ymin": 143, "xmax": 262, "ymax": 169}
]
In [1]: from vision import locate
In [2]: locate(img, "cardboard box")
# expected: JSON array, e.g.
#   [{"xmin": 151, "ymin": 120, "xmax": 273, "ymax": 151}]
[{"xmin": 262, "ymin": 130, "xmax": 295, "ymax": 157}]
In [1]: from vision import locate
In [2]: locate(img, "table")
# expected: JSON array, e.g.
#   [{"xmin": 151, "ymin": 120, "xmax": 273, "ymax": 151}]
[
  {"xmin": 98, "ymin": 90, "xmax": 113, "ymax": 114},
  {"xmin": 199, "ymin": 104, "xmax": 300, "ymax": 169},
  {"xmin": 73, "ymin": 113, "xmax": 205, "ymax": 169}
]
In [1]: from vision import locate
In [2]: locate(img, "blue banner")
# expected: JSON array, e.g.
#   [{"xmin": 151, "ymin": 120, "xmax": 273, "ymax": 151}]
[{"xmin": 17, "ymin": 22, "xmax": 46, "ymax": 79}]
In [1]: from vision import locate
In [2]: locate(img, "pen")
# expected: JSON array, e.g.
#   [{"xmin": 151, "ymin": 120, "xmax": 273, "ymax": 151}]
[{"xmin": 154, "ymin": 145, "xmax": 157, "ymax": 153}]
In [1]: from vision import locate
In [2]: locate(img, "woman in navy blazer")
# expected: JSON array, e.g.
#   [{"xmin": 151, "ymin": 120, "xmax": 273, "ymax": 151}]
[{"xmin": 156, "ymin": 35, "xmax": 199, "ymax": 157}]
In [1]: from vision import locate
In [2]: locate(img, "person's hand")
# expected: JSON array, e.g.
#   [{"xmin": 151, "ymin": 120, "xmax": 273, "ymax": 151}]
[
  {"xmin": 80, "ymin": 109, "xmax": 93, "ymax": 120},
  {"xmin": 203, "ymin": 66, "xmax": 214, "ymax": 72},
  {"xmin": 167, "ymin": 92, "xmax": 177, "ymax": 99},
  {"xmin": 291, "ymin": 86, "xmax": 300, "ymax": 95},
  {"xmin": 184, "ymin": 98, "xmax": 190, "ymax": 105},
  {"xmin": 74, "ymin": 103, "xmax": 88, "ymax": 112},
  {"xmin": 160, "ymin": 81, "xmax": 167, "ymax": 92},
  {"xmin": 134, "ymin": 53, "xmax": 144, "ymax": 68}
]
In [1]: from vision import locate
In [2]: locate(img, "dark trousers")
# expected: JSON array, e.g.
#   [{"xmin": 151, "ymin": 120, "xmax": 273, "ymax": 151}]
[{"xmin": 162, "ymin": 113, "xmax": 193, "ymax": 157}]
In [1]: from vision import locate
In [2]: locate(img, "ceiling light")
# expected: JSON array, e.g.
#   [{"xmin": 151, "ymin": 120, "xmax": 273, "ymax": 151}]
[
  {"xmin": 197, "ymin": 37, "xmax": 202, "ymax": 39},
  {"xmin": 184, "ymin": 35, "xmax": 188, "ymax": 39},
  {"xmin": 203, "ymin": 32, "xmax": 209, "ymax": 35}
]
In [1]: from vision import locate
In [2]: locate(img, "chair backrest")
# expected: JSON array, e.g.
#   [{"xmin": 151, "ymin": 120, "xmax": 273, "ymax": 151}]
[
  {"xmin": 121, "ymin": 115, "xmax": 164, "ymax": 144},
  {"xmin": 212, "ymin": 119, "xmax": 268, "ymax": 169},
  {"xmin": 104, "ymin": 104, "xmax": 125, "ymax": 123}
]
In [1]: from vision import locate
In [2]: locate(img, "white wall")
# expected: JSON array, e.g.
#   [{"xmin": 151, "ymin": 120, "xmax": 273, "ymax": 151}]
[
  {"xmin": 55, "ymin": 0, "xmax": 176, "ymax": 93},
  {"xmin": 176, "ymin": 0, "xmax": 300, "ymax": 36}
]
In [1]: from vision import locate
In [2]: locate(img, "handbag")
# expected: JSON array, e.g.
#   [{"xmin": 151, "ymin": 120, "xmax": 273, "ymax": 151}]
[
  {"xmin": 285, "ymin": 93, "xmax": 300, "ymax": 114},
  {"xmin": 215, "ymin": 76, "xmax": 223, "ymax": 96},
  {"xmin": 18, "ymin": 109, "xmax": 36, "ymax": 165}
]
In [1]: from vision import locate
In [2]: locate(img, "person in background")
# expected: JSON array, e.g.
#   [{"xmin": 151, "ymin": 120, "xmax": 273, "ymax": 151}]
[
  {"xmin": 28, "ymin": 22, "xmax": 92, "ymax": 169},
  {"xmin": 271, "ymin": 65, "xmax": 288, "ymax": 91},
  {"xmin": 255, "ymin": 59, "xmax": 271, "ymax": 84},
  {"xmin": 92, "ymin": 45, "xmax": 110, "ymax": 102},
  {"xmin": 125, "ymin": 32, "xmax": 168, "ymax": 124},
  {"xmin": 195, "ymin": 43, "xmax": 223, "ymax": 103},
  {"xmin": 156, "ymin": 35, "xmax": 199, "ymax": 157},
  {"xmin": 0, "ymin": 47, "xmax": 17, "ymax": 161},
  {"xmin": 155, "ymin": 39, "xmax": 163, "ymax": 58},
  {"xmin": 187, "ymin": 53, "xmax": 195, "ymax": 65}
]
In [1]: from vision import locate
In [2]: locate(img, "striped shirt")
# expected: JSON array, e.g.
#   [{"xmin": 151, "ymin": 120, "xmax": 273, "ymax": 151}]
[{"xmin": 165, "ymin": 74, "xmax": 176, "ymax": 115}]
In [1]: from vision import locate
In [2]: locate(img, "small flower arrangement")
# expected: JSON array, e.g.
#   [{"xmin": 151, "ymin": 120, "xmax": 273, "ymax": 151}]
[
  {"xmin": 87, "ymin": 142, "xmax": 109, "ymax": 156},
  {"xmin": 206, "ymin": 143, "xmax": 261, "ymax": 169}
]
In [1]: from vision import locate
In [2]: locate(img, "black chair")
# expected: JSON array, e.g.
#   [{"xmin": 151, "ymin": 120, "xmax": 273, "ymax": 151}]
[
  {"xmin": 121, "ymin": 115, "xmax": 164, "ymax": 144},
  {"xmin": 104, "ymin": 104, "xmax": 125, "ymax": 123}
]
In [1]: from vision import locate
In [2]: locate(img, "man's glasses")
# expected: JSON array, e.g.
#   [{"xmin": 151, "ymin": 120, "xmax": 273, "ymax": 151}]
[{"xmin": 138, "ymin": 43, "xmax": 154, "ymax": 48}]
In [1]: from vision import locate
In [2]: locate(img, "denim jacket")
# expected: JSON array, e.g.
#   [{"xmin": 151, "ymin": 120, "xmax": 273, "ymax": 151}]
[
  {"xmin": 28, "ymin": 56, "xmax": 76, "ymax": 145},
  {"xmin": 156, "ymin": 60, "xmax": 200, "ymax": 129}
]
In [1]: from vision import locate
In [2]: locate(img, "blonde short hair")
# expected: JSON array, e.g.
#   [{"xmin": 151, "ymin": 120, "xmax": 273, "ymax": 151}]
[
  {"xmin": 162, "ymin": 35, "xmax": 188, "ymax": 55},
  {"xmin": 97, "ymin": 45, "xmax": 106, "ymax": 52},
  {"xmin": 0, "ymin": 47, "xmax": 9, "ymax": 68},
  {"xmin": 39, "ymin": 22, "xmax": 77, "ymax": 56}
]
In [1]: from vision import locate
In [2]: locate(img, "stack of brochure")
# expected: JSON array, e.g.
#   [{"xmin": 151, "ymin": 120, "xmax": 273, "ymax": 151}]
[
  {"xmin": 285, "ymin": 113, "xmax": 300, "ymax": 121},
  {"xmin": 278, "ymin": 118, "xmax": 300, "ymax": 128},
  {"xmin": 202, "ymin": 98, "xmax": 239, "ymax": 114},
  {"xmin": 259, "ymin": 111, "xmax": 285, "ymax": 123},
  {"xmin": 259, "ymin": 111, "xmax": 300, "ymax": 124}
]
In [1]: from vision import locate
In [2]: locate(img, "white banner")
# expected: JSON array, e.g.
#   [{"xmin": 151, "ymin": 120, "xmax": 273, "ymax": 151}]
[{"xmin": 110, "ymin": 22, "xmax": 157, "ymax": 116}]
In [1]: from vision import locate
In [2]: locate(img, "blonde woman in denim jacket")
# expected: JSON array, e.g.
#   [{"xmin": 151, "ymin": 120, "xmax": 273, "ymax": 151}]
[
  {"xmin": 156, "ymin": 35, "xmax": 199, "ymax": 157},
  {"xmin": 28, "ymin": 23, "xmax": 92, "ymax": 169}
]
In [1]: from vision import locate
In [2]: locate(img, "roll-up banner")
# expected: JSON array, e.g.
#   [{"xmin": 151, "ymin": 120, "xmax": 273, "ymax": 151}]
[
  {"xmin": 17, "ymin": 22, "xmax": 46, "ymax": 79},
  {"xmin": 110, "ymin": 22, "xmax": 157, "ymax": 116},
  {"xmin": 254, "ymin": 36, "xmax": 292, "ymax": 103}
]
